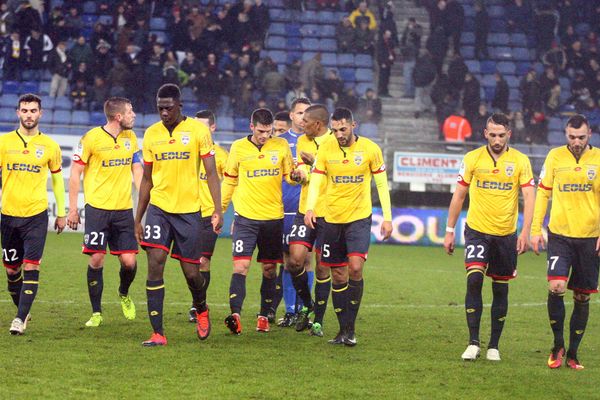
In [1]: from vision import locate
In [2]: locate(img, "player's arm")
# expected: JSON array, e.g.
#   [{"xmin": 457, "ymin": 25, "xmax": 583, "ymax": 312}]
[
  {"xmin": 67, "ymin": 161, "xmax": 84, "ymax": 229},
  {"xmin": 221, "ymin": 144, "xmax": 238, "ymax": 213},
  {"xmin": 134, "ymin": 162, "xmax": 153, "ymax": 243},
  {"xmin": 50, "ymin": 146, "xmax": 66, "ymax": 233},
  {"xmin": 203, "ymin": 154, "xmax": 223, "ymax": 233},
  {"xmin": 518, "ymin": 185, "xmax": 535, "ymax": 254},
  {"xmin": 531, "ymin": 157, "xmax": 553, "ymax": 255},
  {"xmin": 444, "ymin": 183, "xmax": 468, "ymax": 255},
  {"xmin": 132, "ymin": 150, "xmax": 143, "ymax": 191},
  {"xmin": 373, "ymin": 169, "xmax": 392, "ymax": 240},
  {"xmin": 304, "ymin": 146, "xmax": 327, "ymax": 228}
]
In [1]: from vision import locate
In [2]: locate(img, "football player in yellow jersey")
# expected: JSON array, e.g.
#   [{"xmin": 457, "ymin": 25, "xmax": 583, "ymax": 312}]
[
  {"xmin": 287, "ymin": 104, "xmax": 333, "ymax": 334},
  {"xmin": 221, "ymin": 108, "xmax": 304, "ymax": 335},
  {"xmin": 134, "ymin": 84, "xmax": 223, "ymax": 346},
  {"xmin": 304, "ymin": 107, "xmax": 393, "ymax": 346},
  {"xmin": 67, "ymin": 97, "xmax": 142, "ymax": 328},
  {"xmin": 186, "ymin": 110, "xmax": 229, "ymax": 323},
  {"xmin": 0, "ymin": 94, "xmax": 66, "ymax": 335},
  {"xmin": 531, "ymin": 114, "xmax": 600, "ymax": 370},
  {"xmin": 444, "ymin": 113, "xmax": 535, "ymax": 362}
]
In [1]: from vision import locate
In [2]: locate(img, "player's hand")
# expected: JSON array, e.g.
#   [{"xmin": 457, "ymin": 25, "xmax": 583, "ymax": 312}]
[
  {"xmin": 380, "ymin": 221, "xmax": 392, "ymax": 240},
  {"xmin": 443, "ymin": 232, "xmax": 455, "ymax": 255},
  {"xmin": 300, "ymin": 151, "xmax": 315, "ymax": 166},
  {"xmin": 531, "ymin": 235, "xmax": 545, "ymax": 255},
  {"xmin": 304, "ymin": 210, "xmax": 316, "ymax": 229},
  {"xmin": 134, "ymin": 221, "xmax": 143, "ymax": 244},
  {"xmin": 67, "ymin": 208, "xmax": 80, "ymax": 230},
  {"xmin": 595, "ymin": 237, "xmax": 600, "ymax": 256},
  {"xmin": 55, "ymin": 216, "xmax": 66, "ymax": 234},
  {"xmin": 211, "ymin": 212, "xmax": 223, "ymax": 234},
  {"xmin": 291, "ymin": 168, "xmax": 307, "ymax": 184},
  {"xmin": 516, "ymin": 232, "xmax": 530, "ymax": 255}
]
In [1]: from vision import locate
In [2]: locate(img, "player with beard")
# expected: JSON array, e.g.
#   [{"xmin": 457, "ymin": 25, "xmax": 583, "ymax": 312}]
[
  {"xmin": 68, "ymin": 97, "xmax": 142, "ymax": 327},
  {"xmin": 444, "ymin": 113, "xmax": 535, "ymax": 361},
  {"xmin": 0, "ymin": 94, "xmax": 66, "ymax": 335}
]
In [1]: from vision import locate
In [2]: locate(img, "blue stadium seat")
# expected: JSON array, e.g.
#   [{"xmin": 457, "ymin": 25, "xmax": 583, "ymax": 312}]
[
  {"xmin": 82, "ymin": 14, "xmax": 98, "ymax": 28},
  {"xmin": 548, "ymin": 130, "xmax": 564, "ymax": 146},
  {"xmin": 496, "ymin": 61, "xmax": 516, "ymax": 75},
  {"xmin": 339, "ymin": 67, "xmax": 355, "ymax": 82},
  {"xmin": 337, "ymin": 53, "xmax": 354, "ymax": 66},
  {"xmin": 509, "ymin": 88, "xmax": 519, "ymax": 101},
  {"xmin": 465, "ymin": 60, "xmax": 480, "ymax": 74},
  {"xmin": 53, "ymin": 110, "xmax": 71, "ymax": 125},
  {"xmin": 20, "ymin": 81, "xmax": 39, "ymax": 94},
  {"xmin": 0, "ymin": 94, "xmax": 18, "ymax": 107},
  {"xmin": 302, "ymin": 38, "xmax": 320, "ymax": 51},
  {"xmin": 270, "ymin": 0, "xmax": 285, "ymax": 8},
  {"xmin": 548, "ymin": 118, "xmax": 562, "ymax": 131},
  {"xmin": 83, "ymin": 1, "xmax": 96, "ymax": 13},
  {"xmin": 90, "ymin": 111, "xmax": 105, "ymax": 126},
  {"xmin": 508, "ymin": 100, "xmax": 521, "ymax": 111},
  {"xmin": 354, "ymin": 82, "xmax": 371, "ymax": 96},
  {"xmin": 321, "ymin": 52, "xmax": 337, "ymax": 67},
  {"xmin": 463, "ymin": 4, "xmax": 475, "ymax": 18},
  {"xmin": 41, "ymin": 110, "xmax": 53, "ymax": 125},
  {"xmin": 355, "ymin": 54, "xmax": 373, "ymax": 68},
  {"xmin": 319, "ymin": 39, "xmax": 337, "ymax": 52},
  {"xmin": 505, "ymin": 75, "xmax": 519, "ymax": 88},
  {"xmin": 285, "ymin": 23, "xmax": 302, "ymax": 37},
  {"xmin": 234, "ymin": 117, "xmax": 247, "ymax": 132},
  {"xmin": 463, "ymin": 17, "xmax": 475, "ymax": 31},
  {"xmin": 270, "ymin": 23, "xmax": 286, "ymax": 36},
  {"xmin": 2, "ymin": 81, "xmax": 19, "ymax": 95},
  {"xmin": 150, "ymin": 17, "xmax": 167, "ymax": 31},
  {"xmin": 268, "ymin": 50, "xmax": 286, "ymax": 64},
  {"xmin": 318, "ymin": 11, "xmax": 337, "ymax": 24},
  {"xmin": 54, "ymin": 96, "xmax": 72, "ymax": 110},
  {"xmin": 71, "ymin": 110, "xmax": 90, "ymax": 125},
  {"xmin": 460, "ymin": 46, "xmax": 474, "ymax": 59},
  {"xmin": 269, "ymin": 9, "xmax": 291, "ymax": 22},
  {"xmin": 489, "ymin": 18, "xmax": 506, "ymax": 33},
  {"xmin": 267, "ymin": 35, "xmax": 286, "ymax": 49},
  {"xmin": 218, "ymin": 117, "xmax": 234, "ymax": 131},
  {"xmin": 559, "ymin": 77, "xmax": 571, "ymax": 92},
  {"xmin": 300, "ymin": 24, "xmax": 319, "ymax": 37},
  {"xmin": 302, "ymin": 51, "xmax": 318, "ymax": 62},
  {"xmin": 512, "ymin": 47, "xmax": 531, "ymax": 61},
  {"xmin": 480, "ymin": 60, "xmax": 496, "ymax": 75},
  {"xmin": 40, "ymin": 95, "xmax": 55, "ymax": 109},
  {"xmin": 150, "ymin": 31, "xmax": 169, "ymax": 45},
  {"xmin": 181, "ymin": 87, "xmax": 195, "ymax": 102},
  {"xmin": 133, "ymin": 113, "xmax": 144, "ymax": 131},
  {"xmin": 142, "ymin": 113, "xmax": 156, "ymax": 128},
  {"xmin": 510, "ymin": 33, "xmax": 527, "ymax": 47},
  {"xmin": 590, "ymin": 134, "xmax": 600, "ymax": 147},
  {"xmin": 98, "ymin": 15, "xmax": 113, "ymax": 25},
  {"xmin": 287, "ymin": 37, "xmax": 302, "ymax": 51},
  {"xmin": 516, "ymin": 61, "xmax": 532, "ymax": 75},
  {"xmin": 461, "ymin": 32, "xmax": 475, "ymax": 45},
  {"xmin": 0, "ymin": 107, "xmax": 13, "ymax": 123},
  {"xmin": 481, "ymin": 74, "xmax": 496, "ymax": 88},
  {"xmin": 182, "ymin": 102, "xmax": 201, "ymax": 116},
  {"xmin": 320, "ymin": 25, "xmax": 336, "ymax": 37},
  {"xmin": 300, "ymin": 11, "xmax": 319, "ymax": 23},
  {"xmin": 39, "ymin": 81, "xmax": 50, "ymax": 95},
  {"xmin": 488, "ymin": 5, "xmax": 504, "ymax": 18},
  {"xmin": 355, "ymin": 68, "xmax": 374, "ymax": 82},
  {"xmin": 484, "ymin": 87, "xmax": 495, "ymax": 102},
  {"xmin": 286, "ymin": 52, "xmax": 302, "ymax": 64},
  {"xmin": 358, "ymin": 122, "xmax": 378, "ymax": 138},
  {"xmin": 575, "ymin": 22, "xmax": 590, "ymax": 36},
  {"xmin": 492, "ymin": 46, "xmax": 513, "ymax": 60}
]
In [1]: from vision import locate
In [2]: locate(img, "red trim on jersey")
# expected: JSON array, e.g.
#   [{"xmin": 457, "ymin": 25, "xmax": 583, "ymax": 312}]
[
  {"xmin": 571, "ymin": 287, "xmax": 599, "ymax": 294},
  {"xmin": 50, "ymin": 168, "xmax": 62, "ymax": 174},
  {"xmin": 73, "ymin": 158, "xmax": 86, "ymax": 165},
  {"xmin": 348, "ymin": 252, "xmax": 367, "ymax": 260},
  {"xmin": 258, "ymin": 258, "xmax": 283, "ymax": 264},
  {"xmin": 313, "ymin": 168, "xmax": 326, "ymax": 174},
  {"xmin": 3, "ymin": 262, "xmax": 22, "ymax": 270},
  {"xmin": 143, "ymin": 161, "xmax": 153, "ymax": 165},
  {"xmin": 201, "ymin": 152, "xmax": 215, "ymax": 159},
  {"xmin": 487, "ymin": 273, "xmax": 515, "ymax": 281},
  {"xmin": 233, "ymin": 256, "xmax": 252, "ymax": 261},
  {"xmin": 224, "ymin": 172, "xmax": 238, "ymax": 178},
  {"xmin": 82, "ymin": 246, "xmax": 107, "ymax": 255},
  {"xmin": 140, "ymin": 241, "xmax": 169, "ymax": 253},
  {"xmin": 547, "ymin": 275, "xmax": 568, "ymax": 281},
  {"xmin": 520, "ymin": 179, "xmax": 535, "ymax": 188},
  {"xmin": 457, "ymin": 177, "xmax": 469, "ymax": 186},
  {"xmin": 372, "ymin": 165, "xmax": 386, "ymax": 174},
  {"xmin": 23, "ymin": 259, "xmax": 41, "ymax": 265},
  {"xmin": 289, "ymin": 240, "xmax": 313, "ymax": 250},
  {"xmin": 110, "ymin": 250, "xmax": 139, "ymax": 255},
  {"xmin": 320, "ymin": 260, "xmax": 348, "ymax": 267},
  {"xmin": 171, "ymin": 253, "xmax": 201, "ymax": 264},
  {"xmin": 465, "ymin": 262, "xmax": 487, "ymax": 268},
  {"xmin": 201, "ymin": 251, "xmax": 213, "ymax": 256},
  {"xmin": 539, "ymin": 182, "xmax": 552, "ymax": 190}
]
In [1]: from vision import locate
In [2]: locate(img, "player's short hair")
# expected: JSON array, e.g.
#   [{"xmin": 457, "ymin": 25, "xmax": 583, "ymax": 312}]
[
  {"xmin": 486, "ymin": 113, "xmax": 510, "ymax": 130},
  {"xmin": 331, "ymin": 107, "xmax": 354, "ymax": 123},
  {"xmin": 157, "ymin": 83, "xmax": 181, "ymax": 101},
  {"xmin": 566, "ymin": 114, "xmax": 590, "ymax": 130},
  {"xmin": 104, "ymin": 97, "xmax": 131, "ymax": 121},
  {"xmin": 290, "ymin": 97, "xmax": 311, "ymax": 111},
  {"xmin": 305, "ymin": 104, "xmax": 330, "ymax": 124},
  {"xmin": 251, "ymin": 108, "xmax": 274, "ymax": 126},
  {"xmin": 17, "ymin": 93, "xmax": 42, "ymax": 109},
  {"xmin": 274, "ymin": 111, "xmax": 291, "ymax": 124},
  {"xmin": 196, "ymin": 109, "xmax": 216, "ymax": 125}
]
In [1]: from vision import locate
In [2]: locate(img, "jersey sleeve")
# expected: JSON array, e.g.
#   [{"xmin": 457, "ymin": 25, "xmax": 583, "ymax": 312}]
[
  {"xmin": 282, "ymin": 141, "xmax": 293, "ymax": 176},
  {"xmin": 313, "ymin": 145, "xmax": 327, "ymax": 175},
  {"xmin": 457, "ymin": 154, "xmax": 472, "ymax": 186},
  {"xmin": 369, "ymin": 142, "xmax": 386, "ymax": 174},
  {"xmin": 216, "ymin": 147, "xmax": 229, "ymax": 177},
  {"xmin": 131, "ymin": 134, "xmax": 140, "ymax": 154},
  {"xmin": 519, "ymin": 154, "xmax": 535, "ymax": 187},
  {"xmin": 142, "ymin": 130, "xmax": 153, "ymax": 164},
  {"xmin": 198, "ymin": 127, "xmax": 215, "ymax": 159},
  {"xmin": 223, "ymin": 142, "xmax": 239, "ymax": 180},
  {"xmin": 73, "ymin": 134, "xmax": 92, "ymax": 165},
  {"xmin": 49, "ymin": 141, "xmax": 63, "ymax": 173},
  {"xmin": 538, "ymin": 153, "xmax": 554, "ymax": 190}
]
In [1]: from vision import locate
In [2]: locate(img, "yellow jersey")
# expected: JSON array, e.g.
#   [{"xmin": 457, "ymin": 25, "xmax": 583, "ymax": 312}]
[
  {"xmin": 296, "ymin": 131, "xmax": 334, "ymax": 215},
  {"xmin": 199, "ymin": 144, "xmax": 228, "ymax": 217},
  {"xmin": 0, "ymin": 130, "xmax": 63, "ymax": 217},
  {"xmin": 142, "ymin": 118, "xmax": 214, "ymax": 214},
  {"xmin": 313, "ymin": 135, "xmax": 385, "ymax": 223},
  {"xmin": 73, "ymin": 127, "xmax": 139, "ymax": 210},
  {"xmin": 223, "ymin": 136, "xmax": 293, "ymax": 220},
  {"xmin": 458, "ymin": 146, "xmax": 534, "ymax": 236},
  {"xmin": 532, "ymin": 145, "xmax": 600, "ymax": 238}
]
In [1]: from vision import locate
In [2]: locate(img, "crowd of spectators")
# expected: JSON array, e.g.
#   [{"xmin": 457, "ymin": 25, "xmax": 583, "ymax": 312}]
[{"xmin": 0, "ymin": 0, "xmax": 389, "ymax": 126}]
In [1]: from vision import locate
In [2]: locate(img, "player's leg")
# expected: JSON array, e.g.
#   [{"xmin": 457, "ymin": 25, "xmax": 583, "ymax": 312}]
[
  {"xmin": 190, "ymin": 216, "xmax": 217, "ymax": 322},
  {"xmin": 225, "ymin": 215, "xmax": 259, "ymax": 334},
  {"xmin": 312, "ymin": 253, "xmax": 330, "ymax": 337},
  {"xmin": 256, "ymin": 218, "xmax": 284, "ymax": 332},
  {"xmin": 110, "ymin": 208, "xmax": 139, "ymax": 320},
  {"xmin": 84, "ymin": 252, "xmax": 106, "ymax": 327},
  {"xmin": 5, "ymin": 266, "xmax": 23, "ymax": 308},
  {"xmin": 2, "ymin": 216, "xmax": 23, "ymax": 308},
  {"xmin": 278, "ymin": 213, "xmax": 297, "ymax": 326},
  {"xmin": 116, "ymin": 253, "xmax": 137, "ymax": 321}
]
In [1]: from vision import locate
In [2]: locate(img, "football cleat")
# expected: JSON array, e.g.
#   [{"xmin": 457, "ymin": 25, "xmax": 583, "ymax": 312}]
[
  {"xmin": 266, "ymin": 309, "xmax": 276, "ymax": 324},
  {"xmin": 328, "ymin": 331, "xmax": 346, "ymax": 345},
  {"xmin": 22, "ymin": 314, "xmax": 31, "ymax": 331},
  {"xmin": 224, "ymin": 313, "xmax": 242, "ymax": 335},
  {"xmin": 486, "ymin": 348, "xmax": 501, "ymax": 361},
  {"xmin": 566, "ymin": 357, "xmax": 584, "ymax": 370},
  {"xmin": 85, "ymin": 312, "xmax": 104, "ymax": 327},
  {"xmin": 461, "ymin": 344, "xmax": 481, "ymax": 361},
  {"xmin": 142, "ymin": 332, "xmax": 167, "ymax": 347},
  {"xmin": 547, "ymin": 347, "xmax": 565, "ymax": 369},
  {"xmin": 277, "ymin": 312, "xmax": 296, "ymax": 327},
  {"xmin": 189, "ymin": 307, "xmax": 197, "ymax": 323},
  {"xmin": 256, "ymin": 315, "xmax": 270, "ymax": 332},
  {"xmin": 9, "ymin": 317, "xmax": 25, "ymax": 335},
  {"xmin": 309, "ymin": 322, "xmax": 324, "ymax": 337},
  {"xmin": 196, "ymin": 309, "xmax": 211, "ymax": 340},
  {"xmin": 343, "ymin": 331, "xmax": 357, "ymax": 347},
  {"xmin": 295, "ymin": 305, "xmax": 314, "ymax": 332},
  {"xmin": 120, "ymin": 294, "xmax": 136, "ymax": 320}
]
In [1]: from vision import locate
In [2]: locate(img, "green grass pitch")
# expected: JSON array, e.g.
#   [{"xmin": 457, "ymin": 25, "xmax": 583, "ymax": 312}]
[{"xmin": 0, "ymin": 233, "xmax": 597, "ymax": 399}]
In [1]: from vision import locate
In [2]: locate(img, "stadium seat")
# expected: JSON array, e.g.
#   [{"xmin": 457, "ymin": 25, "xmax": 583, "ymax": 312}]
[
  {"xmin": 484, "ymin": 87, "xmax": 495, "ymax": 102},
  {"xmin": 20, "ymin": 81, "xmax": 39, "ymax": 94},
  {"xmin": 488, "ymin": 5, "xmax": 504, "ymax": 18},
  {"xmin": 339, "ymin": 67, "xmax": 355, "ymax": 82},
  {"xmin": 54, "ymin": 96, "xmax": 72, "ymax": 110},
  {"xmin": 82, "ymin": 14, "xmax": 98, "ymax": 28},
  {"xmin": 300, "ymin": 11, "xmax": 319, "ymax": 23},
  {"xmin": 90, "ymin": 111, "xmax": 105, "ymax": 126},
  {"xmin": 268, "ymin": 50, "xmax": 286, "ymax": 64},
  {"xmin": 321, "ymin": 52, "xmax": 337, "ymax": 67},
  {"xmin": 0, "ymin": 94, "xmax": 18, "ymax": 108},
  {"xmin": 302, "ymin": 38, "xmax": 320, "ymax": 51},
  {"xmin": 465, "ymin": 60, "xmax": 480, "ymax": 74},
  {"xmin": 302, "ymin": 52, "xmax": 318, "ymax": 62},
  {"xmin": 461, "ymin": 32, "xmax": 475, "ymax": 45},
  {"xmin": 355, "ymin": 68, "xmax": 374, "ymax": 82},
  {"xmin": 354, "ymin": 82, "xmax": 371, "ymax": 96},
  {"xmin": 460, "ymin": 46, "xmax": 474, "ymax": 59},
  {"xmin": 590, "ymin": 134, "xmax": 600, "ymax": 147},
  {"xmin": 559, "ymin": 77, "xmax": 571, "ymax": 92},
  {"xmin": 505, "ymin": 75, "xmax": 519, "ymax": 88},
  {"xmin": 337, "ymin": 53, "xmax": 354, "ymax": 66},
  {"xmin": 492, "ymin": 46, "xmax": 513, "ymax": 60},
  {"xmin": 286, "ymin": 52, "xmax": 302, "ymax": 64},
  {"xmin": 213, "ymin": 132, "xmax": 239, "ymax": 143},
  {"xmin": 463, "ymin": 17, "xmax": 475, "ymax": 32},
  {"xmin": 133, "ymin": 113, "xmax": 144, "ymax": 131},
  {"xmin": 142, "ymin": 113, "xmax": 156, "ymax": 128},
  {"xmin": 181, "ymin": 87, "xmax": 195, "ymax": 102},
  {"xmin": 39, "ymin": 81, "xmax": 51, "ymax": 95},
  {"xmin": 150, "ymin": 17, "xmax": 167, "ymax": 31},
  {"xmin": 71, "ymin": 110, "xmax": 90, "ymax": 125},
  {"xmin": 508, "ymin": 100, "xmax": 521, "ymax": 111},
  {"xmin": 0, "ymin": 107, "xmax": 13, "ymax": 123},
  {"xmin": 510, "ymin": 33, "xmax": 527, "ymax": 47},
  {"xmin": 480, "ymin": 60, "xmax": 496, "ymax": 75},
  {"xmin": 300, "ymin": 24, "xmax": 319, "ymax": 37},
  {"xmin": 496, "ymin": 61, "xmax": 516, "ymax": 75},
  {"xmin": 53, "ymin": 110, "xmax": 71, "ymax": 125},
  {"xmin": 516, "ymin": 61, "xmax": 532, "ymax": 75},
  {"xmin": 355, "ymin": 54, "xmax": 373, "ymax": 68},
  {"xmin": 489, "ymin": 18, "xmax": 506, "ymax": 33},
  {"xmin": 318, "ymin": 11, "xmax": 337, "ymax": 24},
  {"xmin": 548, "ymin": 118, "xmax": 562, "ymax": 132},
  {"xmin": 83, "ymin": 1, "xmax": 96, "ymax": 13},
  {"xmin": 269, "ymin": 9, "xmax": 291, "ymax": 22},
  {"xmin": 2, "ymin": 81, "xmax": 19, "ymax": 95},
  {"xmin": 270, "ymin": 23, "xmax": 286, "ymax": 36},
  {"xmin": 319, "ymin": 39, "xmax": 336, "ymax": 52},
  {"xmin": 463, "ymin": 4, "xmax": 475, "ymax": 18},
  {"xmin": 320, "ymin": 25, "xmax": 336, "ymax": 38},
  {"xmin": 150, "ymin": 31, "xmax": 169, "ymax": 45},
  {"xmin": 285, "ymin": 23, "xmax": 302, "ymax": 37},
  {"xmin": 234, "ymin": 117, "xmax": 247, "ymax": 132},
  {"xmin": 548, "ymin": 130, "xmax": 564, "ymax": 146},
  {"xmin": 575, "ymin": 22, "xmax": 590, "ymax": 36},
  {"xmin": 509, "ymin": 88, "xmax": 519, "ymax": 101},
  {"xmin": 40, "ymin": 95, "xmax": 55, "ymax": 109},
  {"xmin": 512, "ymin": 48, "xmax": 531, "ymax": 61},
  {"xmin": 266, "ymin": 36, "xmax": 286, "ymax": 50},
  {"xmin": 218, "ymin": 117, "xmax": 234, "ymax": 131},
  {"xmin": 98, "ymin": 15, "xmax": 113, "ymax": 25},
  {"xmin": 358, "ymin": 122, "xmax": 378, "ymax": 138},
  {"xmin": 481, "ymin": 74, "xmax": 496, "ymax": 88},
  {"xmin": 270, "ymin": 0, "xmax": 285, "ymax": 8},
  {"xmin": 287, "ymin": 37, "xmax": 302, "ymax": 51}
]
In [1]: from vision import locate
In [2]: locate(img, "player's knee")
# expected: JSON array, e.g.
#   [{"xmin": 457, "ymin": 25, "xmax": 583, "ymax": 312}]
[
  {"xmin": 573, "ymin": 291, "xmax": 590, "ymax": 303},
  {"xmin": 315, "ymin": 264, "xmax": 329, "ymax": 280},
  {"xmin": 466, "ymin": 269, "xmax": 484, "ymax": 291},
  {"xmin": 330, "ymin": 267, "xmax": 348, "ymax": 284},
  {"xmin": 548, "ymin": 280, "xmax": 566, "ymax": 294},
  {"xmin": 89, "ymin": 253, "xmax": 105, "ymax": 268},
  {"xmin": 262, "ymin": 263, "xmax": 277, "ymax": 278},
  {"xmin": 5, "ymin": 266, "xmax": 21, "ymax": 276},
  {"xmin": 22, "ymin": 263, "xmax": 40, "ymax": 271},
  {"xmin": 233, "ymin": 261, "xmax": 250, "ymax": 275},
  {"xmin": 118, "ymin": 254, "xmax": 136, "ymax": 269}
]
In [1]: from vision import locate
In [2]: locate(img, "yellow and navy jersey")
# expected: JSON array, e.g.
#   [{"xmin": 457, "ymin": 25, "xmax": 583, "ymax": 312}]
[
  {"xmin": 0, "ymin": 130, "xmax": 62, "ymax": 217},
  {"xmin": 199, "ymin": 144, "xmax": 228, "ymax": 217},
  {"xmin": 142, "ymin": 117, "xmax": 215, "ymax": 214},
  {"xmin": 73, "ymin": 126, "xmax": 139, "ymax": 210},
  {"xmin": 457, "ymin": 146, "xmax": 534, "ymax": 236},
  {"xmin": 313, "ymin": 135, "xmax": 385, "ymax": 223},
  {"xmin": 223, "ymin": 136, "xmax": 293, "ymax": 220},
  {"xmin": 296, "ymin": 131, "xmax": 334, "ymax": 215},
  {"xmin": 534, "ymin": 145, "xmax": 600, "ymax": 238}
]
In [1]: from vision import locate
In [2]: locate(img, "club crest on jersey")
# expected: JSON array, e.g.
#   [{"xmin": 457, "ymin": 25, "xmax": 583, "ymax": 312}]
[
  {"xmin": 505, "ymin": 163, "xmax": 514, "ymax": 177},
  {"xmin": 181, "ymin": 134, "xmax": 190, "ymax": 145},
  {"xmin": 84, "ymin": 234, "xmax": 89, "ymax": 244},
  {"xmin": 35, "ymin": 147, "xmax": 44, "ymax": 159},
  {"xmin": 354, "ymin": 152, "xmax": 363, "ymax": 166},
  {"xmin": 269, "ymin": 151, "xmax": 278, "ymax": 165},
  {"xmin": 587, "ymin": 168, "xmax": 596, "ymax": 180},
  {"xmin": 124, "ymin": 139, "xmax": 131, "ymax": 151}
]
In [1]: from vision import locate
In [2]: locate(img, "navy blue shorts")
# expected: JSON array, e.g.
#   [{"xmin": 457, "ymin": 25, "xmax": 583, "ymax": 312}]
[
  {"xmin": 288, "ymin": 212, "xmax": 323, "ymax": 251},
  {"xmin": 199, "ymin": 215, "xmax": 218, "ymax": 260},
  {"xmin": 232, "ymin": 214, "xmax": 283, "ymax": 264},
  {"xmin": 463, "ymin": 224, "xmax": 518, "ymax": 281},
  {"xmin": 1, "ymin": 211, "xmax": 48, "ymax": 269},
  {"xmin": 547, "ymin": 230, "xmax": 600, "ymax": 294},
  {"xmin": 281, "ymin": 213, "xmax": 296, "ymax": 252},
  {"xmin": 83, "ymin": 204, "xmax": 138, "ymax": 255},
  {"xmin": 319, "ymin": 216, "xmax": 371, "ymax": 267},
  {"xmin": 141, "ymin": 204, "xmax": 202, "ymax": 264}
]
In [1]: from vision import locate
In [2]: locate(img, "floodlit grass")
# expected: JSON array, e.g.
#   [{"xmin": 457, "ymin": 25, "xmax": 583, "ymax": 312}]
[{"xmin": 0, "ymin": 233, "xmax": 597, "ymax": 399}]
